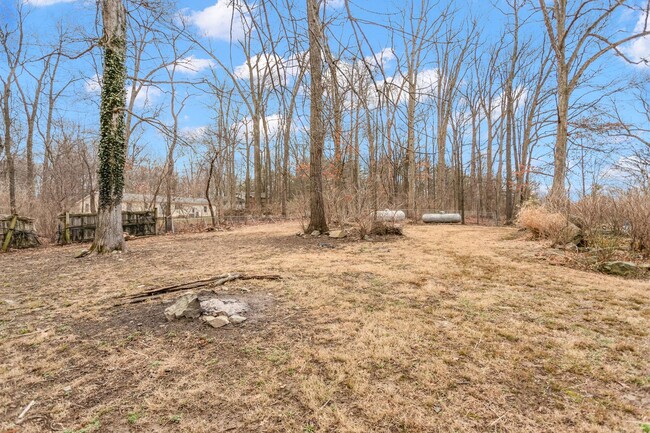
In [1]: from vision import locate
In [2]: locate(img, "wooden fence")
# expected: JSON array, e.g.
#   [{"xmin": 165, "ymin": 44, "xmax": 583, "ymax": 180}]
[
  {"xmin": 1, "ymin": 215, "xmax": 40, "ymax": 251},
  {"xmin": 58, "ymin": 210, "xmax": 157, "ymax": 244}
]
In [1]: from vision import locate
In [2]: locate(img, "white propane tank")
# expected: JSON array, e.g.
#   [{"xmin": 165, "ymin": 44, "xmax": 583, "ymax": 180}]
[
  {"xmin": 422, "ymin": 213, "xmax": 462, "ymax": 223},
  {"xmin": 375, "ymin": 209, "xmax": 406, "ymax": 222}
]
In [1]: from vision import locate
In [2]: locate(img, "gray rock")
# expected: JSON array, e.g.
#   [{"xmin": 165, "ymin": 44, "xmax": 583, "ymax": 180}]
[
  {"xmin": 562, "ymin": 223, "xmax": 582, "ymax": 243},
  {"xmin": 204, "ymin": 315, "xmax": 229, "ymax": 328},
  {"xmin": 329, "ymin": 230, "xmax": 346, "ymax": 239},
  {"xmin": 310, "ymin": 230, "xmax": 320, "ymax": 236},
  {"xmin": 164, "ymin": 294, "xmax": 201, "ymax": 321},
  {"xmin": 229, "ymin": 314, "xmax": 247, "ymax": 324},
  {"xmin": 639, "ymin": 263, "xmax": 650, "ymax": 272},
  {"xmin": 599, "ymin": 261, "xmax": 639, "ymax": 277},
  {"xmin": 200, "ymin": 298, "xmax": 249, "ymax": 317}
]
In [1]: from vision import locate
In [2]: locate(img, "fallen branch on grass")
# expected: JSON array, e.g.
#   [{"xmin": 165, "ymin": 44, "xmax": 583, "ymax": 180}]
[
  {"xmin": 18, "ymin": 400, "xmax": 35, "ymax": 420},
  {"xmin": 114, "ymin": 273, "xmax": 282, "ymax": 306}
]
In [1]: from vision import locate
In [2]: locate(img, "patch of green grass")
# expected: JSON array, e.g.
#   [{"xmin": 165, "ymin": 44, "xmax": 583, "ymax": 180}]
[
  {"xmin": 641, "ymin": 423, "xmax": 650, "ymax": 433},
  {"xmin": 563, "ymin": 389, "xmax": 584, "ymax": 403},
  {"xmin": 127, "ymin": 411, "xmax": 141, "ymax": 424},
  {"xmin": 169, "ymin": 414, "xmax": 182, "ymax": 424},
  {"xmin": 266, "ymin": 348, "xmax": 290, "ymax": 365},
  {"xmin": 124, "ymin": 332, "xmax": 141, "ymax": 342}
]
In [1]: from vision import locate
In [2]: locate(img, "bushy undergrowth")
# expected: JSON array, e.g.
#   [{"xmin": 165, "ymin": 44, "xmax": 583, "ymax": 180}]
[{"xmin": 518, "ymin": 189, "xmax": 650, "ymax": 258}]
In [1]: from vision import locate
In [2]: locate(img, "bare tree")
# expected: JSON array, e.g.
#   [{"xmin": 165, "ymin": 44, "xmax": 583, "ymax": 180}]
[
  {"xmin": 0, "ymin": 1, "xmax": 26, "ymax": 214},
  {"xmin": 538, "ymin": 0, "xmax": 650, "ymax": 199},
  {"xmin": 306, "ymin": 0, "xmax": 328, "ymax": 233}
]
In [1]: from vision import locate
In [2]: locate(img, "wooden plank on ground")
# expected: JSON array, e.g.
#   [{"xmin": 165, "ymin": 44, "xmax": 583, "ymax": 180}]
[{"xmin": 1, "ymin": 215, "xmax": 18, "ymax": 252}]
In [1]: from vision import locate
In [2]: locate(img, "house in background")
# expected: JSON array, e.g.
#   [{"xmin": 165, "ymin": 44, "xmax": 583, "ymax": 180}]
[
  {"xmin": 235, "ymin": 191, "xmax": 268, "ymax": 209},
  {"xmin": 71, "ymin": 192, "xmax": 218, "ymax": 218}
]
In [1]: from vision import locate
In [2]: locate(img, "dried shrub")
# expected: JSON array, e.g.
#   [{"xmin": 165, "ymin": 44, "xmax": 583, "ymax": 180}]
[
  {"xmin": 370, "ymin": 222, "xmax": 403, "ymax": 236},
  {"xmin": 620, "ymin": 190, "xmax": 650, "ymax": 256},
  {"xmin": 517, "ymin": 202, "xmax": 579, "ymax": 245},
  {"xmin": 324, "ymin": 182, "xmax": 386, "ymax": 238},
  {"xmin": 570, "ymin": 189, "xmax": 650, "ymax": 257}
]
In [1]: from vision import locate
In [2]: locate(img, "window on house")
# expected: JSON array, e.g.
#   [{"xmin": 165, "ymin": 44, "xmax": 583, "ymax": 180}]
[{"xmin": 204, "ymin": 206, "xmax": 208, "ymax": 213}]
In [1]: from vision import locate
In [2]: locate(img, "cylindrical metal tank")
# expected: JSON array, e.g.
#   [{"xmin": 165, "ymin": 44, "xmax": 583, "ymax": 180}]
[
  {"xmin": 375, "ymin": 210, "xmax": 406, "ymax": 222},
  {"xmin": 422, "ymin": 213, "xmax": 462, "ymax": 223}
]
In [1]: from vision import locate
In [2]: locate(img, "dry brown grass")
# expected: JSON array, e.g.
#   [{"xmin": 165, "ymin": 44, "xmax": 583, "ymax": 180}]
[
  {"xmin": 1, "ymin": 223, "xmax": 649, "ymax": 432},
  {"xmin": 516, "ymin": 203, "xmax": 577, "ymax": 245}
]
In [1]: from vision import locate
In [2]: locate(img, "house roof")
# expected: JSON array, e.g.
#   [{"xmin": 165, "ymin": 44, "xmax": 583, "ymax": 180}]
[
  {"xmin": 122, "ymin": 193, "xmax": 210, "ymax": 206},
  {"xmin": 74, "ymin": 192, "xmax": 212, "ymax": 208}
]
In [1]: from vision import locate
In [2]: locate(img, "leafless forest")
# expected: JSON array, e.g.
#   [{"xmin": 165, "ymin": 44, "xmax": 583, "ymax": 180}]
[
  {"xmin": 2, "ymin": 2, "xmax": 650, "ymax": 431},
  {"xmin": 1, "ymin": 0, "xmax": 649, "ymax": 244}
]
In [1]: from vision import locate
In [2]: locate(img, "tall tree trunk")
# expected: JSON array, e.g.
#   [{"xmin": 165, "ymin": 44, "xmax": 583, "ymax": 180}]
[
  {"xmin": 505, "ymin": 107, "xmax": 514, "ymax": 223},
  {"xmin": 551, "ymin": 63, "xmax": 569, "ymax": 200},
  {"xmin": 165, "ymin": 145, "xmax": 175, "ymax": 233},
  {"xmin": 206, "ymin": 152, "xmax": 218, "ymax": 227},
  {"xmin": 93, "ymin": 0, "xmax": 127, "ymax": 253},
  {"xmin": 281, "ymin": 116, "xmax": 291, "ymax": 217},
  {"xmin": 252, "ymin": 111, "xmax": 263, "ymax": 215},
  {"xmin": 331, "ymin": 64, "xmax": 343, "ymax": 185},
  {"xmin": 2, "ymin": 86, "xmax": 16, "ymax": 214},
  {"xmin": 306, "ymin": 0, "xmax": 327, "ymax": 233},
  {"xmin": 245, "ymin": 128, "xmax": 251, "ymax": 211},
  {"xmin": 406, "ymin": 75, "xmax": 417, "ymax": 219}
]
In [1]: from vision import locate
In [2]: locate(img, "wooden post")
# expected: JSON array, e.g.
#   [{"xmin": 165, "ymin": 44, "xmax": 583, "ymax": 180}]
[
  {"xmin": 64, "ymin": 212, "xmax": 71, "ymax": 244},
  {"xmin": 1, "ymin": 214, "xmax": 18, "ymax": 252}
]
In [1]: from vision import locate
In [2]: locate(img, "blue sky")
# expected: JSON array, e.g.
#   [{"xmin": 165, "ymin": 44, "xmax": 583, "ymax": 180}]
[{"xmin": 6, "ymin": 0, "xmax": 650, "ymax": 193}]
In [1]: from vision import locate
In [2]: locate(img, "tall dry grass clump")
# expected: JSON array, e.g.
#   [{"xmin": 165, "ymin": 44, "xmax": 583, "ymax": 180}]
[
  {"xmin": 620, "ymin": 190, "xmax": 650, "ymax": 255},
  {"xmin": 516, "ymin": 202, "xmax": 580, "ymax": 245}
]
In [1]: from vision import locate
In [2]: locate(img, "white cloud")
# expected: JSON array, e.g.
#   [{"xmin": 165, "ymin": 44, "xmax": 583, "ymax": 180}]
[
  {"xmin": 378, "ymin": 67, "xmax": 439, "ymax": 105},
  {"xmin": 180, "ymin": 125, "xmax": 208, "ymax": 140},
  {"xmin": 128, "ymin": 85, "xmax": 162, "ymax": 109},
  {"xmin": 187, "ymin": 0, "xmax": 248, "ymax": 42},
  {"xmin": 603, "ymin": 155, "xmax": 650, "ymax": 185},
  {"xmin": 23, "ymin": 0, "xmax": 76, "ymax": 6},
  {"xmin": 85, "ymin": 74, "xmax": 162, "ymax": 109},
  {"xmin": 233, "ymin": 52, "xmax": 302, "ymax": 87},
  {"xmin": 364, "ymin": 48, "xmax": 396, "ymax": 70},
  {"xmin": 624, "ymin": 9, "xmax": 650, "ymax": 66},
  {"xmin": 233, "ymin": 114, "xmax": 285, "ymax": 142},
  {"xmin": 488, "ymin": 86, "xmax": 528, "ymax": 119},
  {"xmin": 170, "ymin": 55, "xmax": 215, "ymax": 75},
  {"xmin": 324, "ymin": 0, "xmax": 345, "ymax": 8},
  {"xmin": 84, "ymin": 74, "xmax": 101, "ymax": 93}
]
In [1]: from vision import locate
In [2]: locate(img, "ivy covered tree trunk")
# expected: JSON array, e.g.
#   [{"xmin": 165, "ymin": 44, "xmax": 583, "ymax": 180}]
[{"xmin": 93, "ymin": 0, "xmax": 127, "ymax": 253}]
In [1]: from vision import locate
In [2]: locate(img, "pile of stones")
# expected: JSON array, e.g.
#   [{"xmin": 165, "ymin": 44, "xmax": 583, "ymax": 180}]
[{"xmin": 164, "ymin": 293, "xmax": 249, "ymax": 328}]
